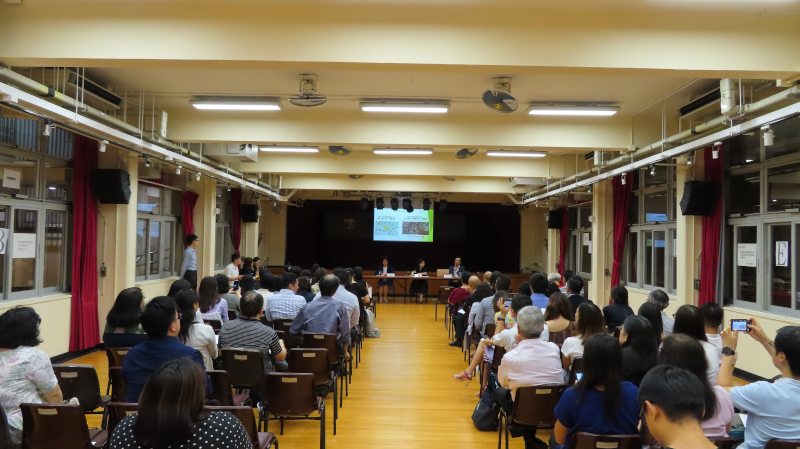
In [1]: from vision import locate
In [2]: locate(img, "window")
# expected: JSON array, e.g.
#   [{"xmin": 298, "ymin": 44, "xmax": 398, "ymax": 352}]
[
  {"xmin": 215, "ymin": 186, "xmax": 233, "ymax": 270},
  {"xmin": 135, "ymin": 180, "xmax": 181, "ymax": 282},
  {"xmin": 566, "ymin": 203, "xmax": 592, "ymax": 280}
]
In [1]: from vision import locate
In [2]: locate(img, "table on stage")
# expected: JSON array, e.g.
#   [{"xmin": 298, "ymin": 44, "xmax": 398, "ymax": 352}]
[{"xmin": 362, "ymin": 275, "xmax": 459, "ymax": 303}]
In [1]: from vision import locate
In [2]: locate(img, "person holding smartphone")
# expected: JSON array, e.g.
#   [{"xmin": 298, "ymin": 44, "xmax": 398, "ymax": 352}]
[{"xmin": 717, "ymin": 318, "xmax": 800, "ymax": 449}]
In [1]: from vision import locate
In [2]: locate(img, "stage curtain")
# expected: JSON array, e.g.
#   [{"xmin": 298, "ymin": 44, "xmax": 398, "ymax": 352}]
[
  {"xmin": 231, "ymin": 188, "xmax": 242, "ymax": 254},
  {"xmin": 69, "ymin": 135, "xmax": 99, "ymax": 351},
  {"xmin": 558, "ymin": 207, "xmax": 569, "ymax": 282},
  {"xmin": 699, "ymin": 146, "xmax": 723, "ymax": 305},
  {"xmin": 181, "ymin": 191, "xmax": 199, "ymax": 246},
  {"xmin": 611, "ymin": 172, "xmax": 633, "ymax": 287}
]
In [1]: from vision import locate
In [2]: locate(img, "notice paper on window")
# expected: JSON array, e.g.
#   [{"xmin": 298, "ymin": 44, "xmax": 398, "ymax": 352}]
[
  {"xmin": 0, "ymin": 228, "xmax": 8, "ymax": 255},
  {"xmin": 12, "ymin": 233, "xmax": 36, "ymax": 259},
  {"xmin": 737, "ymin": 243, "xmax": 757, "ymax": 267}
]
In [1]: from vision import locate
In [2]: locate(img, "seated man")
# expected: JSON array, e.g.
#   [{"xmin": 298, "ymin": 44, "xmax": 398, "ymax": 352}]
[
  {"xmin": 219, "ymin": 291, "xmax": 287, "ymax": 372},
  {"xmin": 648, "ymin": 289, "xmax": 673, "ymax": 336},
  {"xmin": 483, "ymin": 271, "xmax": 493, "ymax": 283},
  {"xmin": 121, "ymin": 296, "xmax": 210, "ymax": 402},
  {"xmin": 529, "ymin": 273, "xmax": 550, "ymax": 310},
  {"xmin": 266, "ymin": 272, "xmax": 307, "ymax": 321},
  {"xmin": 313, "ymin": 268, "xmax": 360, "ymax": 333},
  {"xmin": 566, "ymin": 276, "xmax": 589, "ymax": 314},
  {"xmin": 559, "ymin": 270, "xmax": 574, "ymax": 294},
  {"xmin": 291, "ymin": 274, "xmax": 352, "ymax": 359},
  {"xmin": 494, "ymin": 306, "xmax": 565, "ymax": 449},
  {"xmin": 548, "ymin": 272, "xmax": 563, "ymax": 287},
  {"xmin": 638, "ymin": 365, "xmax": 718, "ymax": 449},
  {"xmin": 700, "ymin": 302, "xmax": 724, "ymax": 357},
  {"xmin": 718, "ymin": 320, "xmax": 800, "ymax": 449}
]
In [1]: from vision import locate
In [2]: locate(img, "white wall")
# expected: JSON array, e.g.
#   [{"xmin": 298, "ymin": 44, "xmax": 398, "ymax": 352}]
[{"xmin": 0, "ymin": 295, "xmax": 72, "ymax": 357}]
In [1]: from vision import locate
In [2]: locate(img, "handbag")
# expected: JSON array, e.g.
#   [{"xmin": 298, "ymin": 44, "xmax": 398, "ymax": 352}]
[{"xmin": 471, "ymin": 371, "xmax": 501, "ymax": 431}]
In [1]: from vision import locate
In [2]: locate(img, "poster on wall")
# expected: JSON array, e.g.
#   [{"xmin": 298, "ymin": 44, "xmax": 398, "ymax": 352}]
[
  {"xmin": 12, "ymin": 233, "xmax": 36, "ymax": 259},
  {"xmin": 737, "ymin": 243, "xmax": 757, "ymax": 267},
  {"xmin": 0, "ymin": 228, "xmax": 8, "ymax": 255}
]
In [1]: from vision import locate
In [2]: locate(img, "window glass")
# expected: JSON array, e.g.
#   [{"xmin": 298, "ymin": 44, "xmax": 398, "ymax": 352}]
[
  {"xmin": 672, "ymin": 188, "xmax": 677, "ymax": 220},
  {"xmin": 163, "ymin": 221, "xmax": 174, "ymax": 276},
  {"xmin": 767, "ymin": 162, "xmax": 800, "ymax": 212},
  {"xmin": 43, "ymin": 211, "xmax": 65, "ymax": 289},
  {"xmin": 736, "ymin": 226, "xmax": 758, "ymax": 303},
  {"xmin": 644, "ymin": 231, "xmax": 653, "ymax": 286},
  {"xmin": 670, "ymin": 229, "xmax": 677, "ymax": 291},
  {"xmin": 223, "ymin": 226, "xmax": 233, "ymax": 260},
  {"xmin": 653, "ymin": 230, "xmax": 666, "ymax": 288},
  {"xmin": 0, "ymin": 153, "xmax": 38, "ymax": 198},
  {"xmin": 0, "ymin": 207, "xmax": 6, "ymax": 294},
  {"xmin": 47, "ymin": 127, "xmax": 74, "ymax": 159},
  {"xmin": 135, "ymin": 219, "xmax": 147, "ymax": 277},
  {"xmin": 579, "ymin": 205, "xmax": 591, "ymax": 228},
  {"xmin": 629, "ymin": 193, "xmax": 640, "ymax": 225},
  {"xmin": 164, "ymin": 190, "xmax": 181, "ymax": 216},
  {"xmin": 137, "ymin": 185, "xmax": 162, "ymax": 214},
  {"xmin": 216, "ymin": 187, "xmax": 224, "ymax": 223},
  {"xmin": 765, "ymin": 115, "xmax": 799, "ymax": 161},
  {"xmin": 644, "ymin": 165, "xmax": 669, "ymax": 188},
  {"xmin": 568, "ymin": 208, "xmax": 577, "ymax": 229},
  {"xmin": 12, "ymin": 209, "xmax": 37, "ymax": 293},
  {"xmin": 644, "ymin": 191, "xmax": 669, "ymax": 223},
  {"xmin": 729, "ymin": 172, "xmax": 760, "ymax": 215},
  {"xmin": 770, "ymin": 224, "xmax": 791, "ymax": 308},
  {"xmin": 149, "ymin": 221, "xmax": 161, "ymax": 276},
  {"xmin": 627, "ymin": 232, "xmax": 638, "ymax": 284},
  {"xmin": 581, "ymin": 232, "xmax": 591, "ymax": 274},
  {"xmin": 45, "ymin": 165, "xmax": 72, "ymax": 202},
  {"xmin": 0, "ymin": 116, "xmax": 39, "ymax": 151},
  {"xmin": 726, "ymin": 132, "xmax": 760, "ymax": 167}
]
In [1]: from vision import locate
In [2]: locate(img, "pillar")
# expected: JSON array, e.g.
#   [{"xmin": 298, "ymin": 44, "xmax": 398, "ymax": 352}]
[
  {"xmin": 676, "ymin": 154, "xmax": 703, "ymax": 307},
  {"xmin": 192, "ymin": 178, "xmax": 216, "ymax": 278},
  {"xmin": 589, "ymin": 178, "xmax": 613, "ymax": 306}
]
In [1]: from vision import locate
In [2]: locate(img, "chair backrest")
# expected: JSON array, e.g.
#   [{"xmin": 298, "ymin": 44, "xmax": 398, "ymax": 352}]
[
  {"xmin": 264, "ymin": 373, "xmax": 317, "ymax": 417},
  {"xmin": 287, "ymin": 348, "xmax": 330, "ymax": 386},
  {"xmin": 105, "ymin": 403, "xmax": 139, "ymax": 437},
  {"xmin": 205, "ymin": 406, "xmax": 259, "ymax": 447},
  {"xmin": 764, "ymin": 440, "xmax": 800, "ymax": 449},
  {"xmin": 228, "ymin": 309, "xmax": 239, "ymax": 320},
  {"xmin": 273, "ymin": 318, "xmax": 293, "ymax": 333},
  {"xmin": 510, "ymin": 385, "xmax": 566, "ymax": 427},
  {"xmin": 570, "ymin": 432, "xmax": 643, "ymax": 449},
  {"xmin": 108, "ymin": 366, "xmax": 128, "ymax": 403},
  {"xmin": 568, "ymin": 357, "xmax": 584, "ymax": 385},
  {"xmin": 20, "ymin": 403, "xmax": 93, "ymax": 449},
  {"xmin": 0, "ymin": 404, "xmax": 12, "ymax": 449},
  {"xmin": 302, "ymin": 333, "xmax": 338, "ymax": 366},
  {"xmin": 220, "ymin": 348, "xmax": 265, "ymax": 389},
  {"xmin": 106, "ymin": 347, "xmax": 131, "ymax": 368},
  {"xmin": 207, "ymin": 370, "xmax": 238, "ymax": 406},
  {"xmin": 204, "ymin": 319, "xmax": 222, "ymax": 331},
  {"xmin": 491, "ymin": 346, "xmax": 506, "ymax": 369},
  {"xmin": 52, "ymin": 365, "xmax": 103, "ymax": 413},
  {"xmin": 484, "ymin": 323, "xmax": 497, "ymax": 337},
  {"xmin": 438, "ymin": 286, "xmax": 453, "ymax": 303},
  {"xmin": 710, "ymin": 436, "xmax": 736, "ymax": 449},
  {"xmin": 259, "ymin": 315, "xmax": 272, "ymax": 327}
]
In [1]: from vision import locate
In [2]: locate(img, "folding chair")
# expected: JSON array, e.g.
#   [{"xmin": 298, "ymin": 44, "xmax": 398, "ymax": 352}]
[
  {"xmin": 765, "ymin": 440, "xmax": 800, "ymax": 449},
  {"xmin": 108, "ymin": 367, "xmax": 127, "ymax": 403},
  {"xmin": 105, "ymin": 402, "xmax": 139, "ymax": 436},
  {"xmin": 479, "ymin": 345, "xmax": 506, "ymax": 396},
  {"xmin": 274, "ymin": 319, "xmax": 302, "ymax": 349},
  {"xmin": 229, "ymin": 309, "xmax": 240, "ymax": 320},
  {"xmin": 259, "ymin": 315, "xmax": 272, "ymax": 327},
  {"xmin": 52, "ymin": 364, "xmax": 110, "ymax": 427},
  {"xmin": 710, "ymin": 437, "xmax": 736, "ymax": 449},
  {"xmin": 466, "ymin": 323, "xmax": 495, "ymax": 362},
  {"xmin": 19, "ymin": 403, "xmax": 107, "ymax": 449},
  {"xmin": 206, "ymin": 406, "xmax": 278, "ymax": 449},
  {"xmin": 437, "ymin": 286, "xmax": 453, "ymax": 322},
  {"xmin": 208, "ymin": 370, "xmax": 253, "ymax": 406},
  {"xmin": 302, "ymin": 333, "xmax": 347, "ymax": 407},
  {"xmin": 262, "ymin": 373, "xmax": 325, "ymax": 449},
  {"xmin": 570, "ymin": 432, "xmax": 643, "ymax": 449},
  {"xmin": 286, "ymin": 348, "xmax": 337, "ymax": 434},
  {"xmin": 498, "ymin": 384, "xmax": 566, "ymax": 449},
  {"xmin": 105, "ymin": 347, "xmax": 131, "ymax": 394},
  {"xmin": 0, "ymin": 404, "xmax": 13, "ymax": 449}
]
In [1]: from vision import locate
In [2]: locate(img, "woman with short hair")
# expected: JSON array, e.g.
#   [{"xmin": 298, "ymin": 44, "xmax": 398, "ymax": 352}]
[
  {"xmin": 216, "ymin": 273, "xmax": 240, "ymax": 315},
  {"xmin": 545, "ymin": 292, "xmax": 577, "ymax": 347},
  {"xmin": 311, "ymin": 267, "xmax": 327, "ymax": 295},
  {"xmin": 409, "ymin": 259, "xmax": 429, "ymax": 304},
  {"xmin": 198, "ymin": 276, "xmax": 229, "ymax": 322},
  {"xmin": 109, "ymin": 357, "xmax": 252, "ymax": 449},
  {"xmin": 103, "ymin": 287, "xmax": 149, "ymax": 348},
  {"xmin": 603, "ymin": 285, "xmax": 634, "ymax": 333},
  {"xmin": 296, "ymin": 275, "xmax": 316, "ymax": 303},
  {"xmin": 619, "ymin": 315, "xmax": 658, "ymax": 387}
]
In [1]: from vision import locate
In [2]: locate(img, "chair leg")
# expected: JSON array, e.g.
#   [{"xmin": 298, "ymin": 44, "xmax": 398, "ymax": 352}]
[
  {"xmin": 274, "ymin": 439, "xmax": 279, "ymax": 449},
  {"xmin": 333, "ymin": 374, "xmax": 338, "ymax": 424},
  {"xmin": 264, "ymin": 412, "xmax": 269, "ymax": 433},
  {"xmin": 101, "ymin": 408, "xmax": 109, "ymax": 429},
  {"xmin": 280, "ymin": 418, "xmax": 285, "ymax": 435},
  {"xmin": 339, "ymin": 371, "xmax": 344, "ymax": 408},
  {"xmin": 497, "ymin": 411, "xmax": 503, "ymax": 449},
  {"xmin": 320, "ymin": 400, "xmax": 326, "ymax": 449},
  {"xmin": 505, "ymin": 414, "xmax": 509, "ymax": 449}
]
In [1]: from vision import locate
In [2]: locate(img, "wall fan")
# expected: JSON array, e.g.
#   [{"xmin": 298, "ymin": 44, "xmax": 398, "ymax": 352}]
[
  {"xmin": 482, "ymin": 77, "xmax": 518, "ymax": 113},
  {"xmin": 455, "ymin": 148, "xmax": 478, "ymax": 159},
  {"xmin": 329, "ymin": 145, "xmax": 352, "ymax": 156},
  {"xmin": 289, "ymin": 74, "xmax": 327, "ymax": 107}
]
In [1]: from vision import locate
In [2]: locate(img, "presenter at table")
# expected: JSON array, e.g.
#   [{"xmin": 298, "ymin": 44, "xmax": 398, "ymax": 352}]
[
  {"xmin": 409, "ymin": 259, "xmax": 429, "ymax": 304},
  {"xmin": 448, "ymin": 257, "xmax": 465, "ymax": 287},
  {"xmin": 375, "ymin": 257, "xmax": 395, "ymax": 303}
]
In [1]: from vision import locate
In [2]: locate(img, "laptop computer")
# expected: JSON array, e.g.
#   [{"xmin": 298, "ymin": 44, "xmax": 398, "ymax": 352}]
[{"xmin": 436, "ymin": 269, "xmax": 450, "ymax": 277}]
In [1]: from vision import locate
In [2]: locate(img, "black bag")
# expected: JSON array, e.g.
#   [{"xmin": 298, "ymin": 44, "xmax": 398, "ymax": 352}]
[{"xmin": 471, "ymin": 371, "xmax": 501, "ymax": 431}]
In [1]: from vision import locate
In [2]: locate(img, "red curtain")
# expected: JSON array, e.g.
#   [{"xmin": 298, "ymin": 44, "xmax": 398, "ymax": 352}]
[
  {"xmin": 231, "ymin": 188, "xmax": 242, "ymax": 254},
  {"xmin": 699, "ymin": 146, "xmax": 723, "ymax": 305},
  {"xmin": 69, "ymin": 135, "xmax": 99, "ymax": 351},
  {"xmin": 558, "ymin": 207, "xmax": 569, "ymax": 283},
  {"xmin": 611, "ymin": 172, "xmax": 633, "ymax": 287},
  {"xmin": 181, "ymin": 191, "xmax": 199, "ymax": 246}
]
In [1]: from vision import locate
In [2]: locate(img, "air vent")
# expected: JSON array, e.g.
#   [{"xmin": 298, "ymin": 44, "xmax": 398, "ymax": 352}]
[{"xmin": 678, "ymin": 88, "xmax": 721, "ymax": 118}]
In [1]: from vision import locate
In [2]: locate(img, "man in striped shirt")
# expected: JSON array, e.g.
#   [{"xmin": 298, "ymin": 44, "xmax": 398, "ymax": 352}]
[{"xmin": 219, "ymin": 291, "xmax": 287, "ymax": 372}]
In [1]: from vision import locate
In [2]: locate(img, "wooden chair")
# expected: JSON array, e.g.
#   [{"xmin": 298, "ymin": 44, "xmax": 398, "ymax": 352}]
[
  {"xmin": 765, "ymin": 440, "xmax": 800, "ymax": 449},
  {"xmin": 208, "ymin": 370, "xmax": 252, "ymax": 406},
  {"xmin": 105, "ymin": 402, "xmax": 139, "ymax": 436},
  {"xmin": 466, "ymin": 323, "xmax": 496, "ymax": 362},
  {"xmin": 262, "ymin": 373, "xmax": 326, "ymax": 449},
  {"xmin": 710, "ymin": 436, "xmax": 736, "ymax": 449},
  {"xmin": 302, "ymin": 333, "xmax": 347, "ymax": 407},
  {"xmin": 19, "ymin": 403, "xmax": 107, "ymax": 449},
  {"xmin": 52, "ymin": 364, "xmax": 110, "ymax": 427},
  {"xmin": 273, "ymin": 319, "xmax": 302, "ymax": 349},
  {"xmin": 437, "ymin": 286, "xmax": 453, "ymax": 323},
  {"xmin": 287, "ymin": 348, "xmax": 337, "ymax": 434},
  {"xmin": 104, "ymin": 347, "xmax": 131, "ymax": 394},
  {"xmin": 0, "ymin": 404, "xmax": 13, "ymax": 449},
  {"xmin": 568, "ymin": 357, "xmax": 584, "ymax": 385},
  {"xmin": 206, "ymin": 406, "xmax": 278, "ymax": 449},
  {"xmin": 479, "ymin": 345, "xmax": 506, "ymax": 396},
  {"xmin": 570, "ymin": 432, "xmax": 643, "ymax": 449},
  {"xmin": 204, "ymin": 319, "xmax": 222, "ymax": 333},
  {"xmin": 498, "ymin": 384, "xmax": 566, "ymax": 449},
  {"xmin": 108, "ymin": 367, "xmax": 127, "ymax": 403},
  {"xmin": 220, "ymin": 348, "xmax": 266, "ymax": 401}
]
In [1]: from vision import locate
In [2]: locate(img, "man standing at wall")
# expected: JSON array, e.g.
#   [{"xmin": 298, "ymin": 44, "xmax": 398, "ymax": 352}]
[{"xmin": 180, "ymin": 234, "xmax": 199, "ymax": 289}]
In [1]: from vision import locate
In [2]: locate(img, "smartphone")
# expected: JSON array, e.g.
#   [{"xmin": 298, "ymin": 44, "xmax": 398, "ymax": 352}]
[
  {"xmin": 574, "ymin": 373, "xmax": 583, "ymax": 384},
  {"xmin": 233, "ymin": 284, "xmax": 240, "ymax": 292},
  {"xmin": 731, "ymin": 319, "xmax": 752, "ymax": 332},
  {"xmin": 504, "ymin": 301, "xmax": 511, "ymax": 308}
]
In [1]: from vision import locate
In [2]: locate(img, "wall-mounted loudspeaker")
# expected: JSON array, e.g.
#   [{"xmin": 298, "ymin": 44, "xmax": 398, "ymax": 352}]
[
  {"xmin": 679, "ymin": 180, "xmax": 719, "ymax": 216},
  {"xmin": 240, "ymin": 204, "xmax": 259, "ymax": 222},
  {"xmin": 91, "ymin": 169, "xmax": 131, "ymax": 204},
  {"xmin": 547, "ymin": 209, "xmax": 564, "ymax": 229}
]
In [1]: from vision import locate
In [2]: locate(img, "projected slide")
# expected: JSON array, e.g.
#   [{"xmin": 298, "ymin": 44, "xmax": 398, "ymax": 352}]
[{"xmin": 373, "ymin": 209, "xmax": 434, "ymax": 242}]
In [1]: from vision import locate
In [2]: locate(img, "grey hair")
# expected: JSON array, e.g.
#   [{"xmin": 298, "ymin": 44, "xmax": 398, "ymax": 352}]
[
  {"xmin": 517, "ymin": 306, "xmax": 545, "ymax": 339},
  {"xmin": 548, "ymin": 272, "xmax": 562, "ymax": 283},
  {"xmin": 647, "ymin": 289, "xmax": 670, "ymax": 311}
]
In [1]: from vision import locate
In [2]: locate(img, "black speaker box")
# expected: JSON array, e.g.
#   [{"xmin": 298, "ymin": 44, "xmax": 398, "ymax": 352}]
[
  {"xmin": 241, "ymin": 204, "xmax": 259, "ymax": 222},
  {"xmin": 547, "ymin": 210, "xmax": 564, "ymax": 229},
  {"xmin": 91, "ymin": 169, "xmax": 131, "ymax": 204},
  {"xmin": 680, "ymin": 180, "xmax": 719, "ymax": 216}
]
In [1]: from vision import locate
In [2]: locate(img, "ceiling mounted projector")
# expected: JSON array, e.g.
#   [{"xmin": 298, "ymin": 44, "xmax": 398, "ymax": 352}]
[
  {"xmin": 348, "ymin": 174, "xmax": 365, "ymax": 179},
  {"xmin": 329, "ymin": 145, "xmax": 352, "ymax": 156},
  {"xmin": 482, "ymin": 77, "xmax": 518, "ymax": 113},
  {"xmin": 289, "ymin": 74, "xmax": 327, "ymax": 107},
  {"xmin": 455, "ymin": 148, "xmax": 478, "ymax": 159}
]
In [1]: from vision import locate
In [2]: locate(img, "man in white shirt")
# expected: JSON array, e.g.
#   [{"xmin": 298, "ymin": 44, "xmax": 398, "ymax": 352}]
[{"xmin": 225, "ymin": 253, "xmax": 243, "ymax": 287}]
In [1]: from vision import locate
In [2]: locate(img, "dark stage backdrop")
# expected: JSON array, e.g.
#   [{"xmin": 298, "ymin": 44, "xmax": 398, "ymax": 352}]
[{"xmin": 285, "ymin": 200, "xmax": 521, "ymax": 273}]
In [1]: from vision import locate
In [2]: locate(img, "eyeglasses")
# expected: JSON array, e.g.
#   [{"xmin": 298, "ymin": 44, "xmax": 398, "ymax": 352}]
[{"xmin": 174, "ymin": 311, "xmax": 183, "ymax": 322}]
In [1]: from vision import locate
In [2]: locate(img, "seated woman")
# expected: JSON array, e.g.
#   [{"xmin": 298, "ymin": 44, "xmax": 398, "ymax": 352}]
[
  {"xmin": 619, "ymin": 315, "xmax": 658, "ymax": 387},
  {"xmin": 673, "ymin": 304, "xmax": 720, "ymax": 384},
  {"xmin": 0, "ymin": 307, "xmax": 64, "ymax": 448},
  {"xmin": 449, "ymin": 273, "xmax": 477, "ymax": 347},
  {"xmin": 493, "ymin": 291, "xmax": 513, "ymax": 330},
  {"xmin": 175, "ymin": 289, "xmax": 218, "ymax": 371},
  {"xmin": 545, "ymin": 293, "xmax": 577, "ymax": 347},
  {"xmin": 552, "ymin": 333, "xmax": 641, "ymax": 449},
  {"xmin": 198, "ymin": 276, "xmax": 230, "ymax": 323},
  {"xmin": 659, "ymin": 334, "xmax": 734, "ymax": 438},
  {"xmin": 239, "ymin": 275, "xmax": 256, "ymax": 296},
  {"xmin": 167, "ymin": 279, "xmax": 192, "ymax": 298},
  {"xmin": 103, "ymin": 287, "xmax": 149, "ymax": 348},
  {"xmin": 637, "ymin": 302, "xmax": 664, "ymax": 346},
  {"xmin": 216, "ymin": 273, "xmax": 241, "ymax": 316},
  {"xmin": 561, "ymin": 303, "xmax": 605, "ymax": 372},
  {"xmin": 296, "ymin": 275, "xmax": 317, "ymax": 303},
  {"xmin": 109, "ymin": 357, "xmax": 251, "ymax": 449},
  {"xmin": 310, "ymin": 267, "xmax": 327, "ymax": 295},
  {"xmin": 603, "ymin": 285, "xmax": 634, "ymax": 333},
  {"xmin": 409, "ymin": 259, "xmax": 429, "ymax": 304},
  {"xmin": 240, "ymin": 257, "xmax": 254, "ymax": 277},
  {"xmin": 375, "ymin": 257, "xmax": 395, "ymax": 303}
]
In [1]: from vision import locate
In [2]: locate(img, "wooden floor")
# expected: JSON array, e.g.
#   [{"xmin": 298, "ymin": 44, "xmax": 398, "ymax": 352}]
[{"xmin": 74, "ymin": 302, "xmax": 529, "ymax": 449}]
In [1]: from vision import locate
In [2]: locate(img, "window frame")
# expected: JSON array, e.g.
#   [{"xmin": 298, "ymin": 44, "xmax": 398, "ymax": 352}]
[
  {"xmin": 565, "ymin": 202, "xmax": 593, "ymax": 281},
  {"xmin": 134, "ymin": 180, "xmax": 182, "ymax": 282}
]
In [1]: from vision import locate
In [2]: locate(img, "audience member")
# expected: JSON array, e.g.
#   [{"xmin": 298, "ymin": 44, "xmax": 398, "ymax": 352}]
[
  {"xmin": 167, "ymin": 279, "xmax": 192, "ymax": 298},
  {"xmin": 198, "ymin": 276, "xmax": 230, "ymax": 322},
  {"xmin": 452, "ymin": 278, "xmax": 486, "ymax": 348},
  {"xmin": 490, "ymin": 270, "xmax": 502, "ymax": 289},
  {"xmin": 300, "ymin": 269, "xmax": 312, "ymax": 278},
  {"xmin": 349, "ymin": 266, "xmax": 371, "ymax": 321},
  {"xmin": 565, "ymin": 276, "xmax": 588, "ymax": 314},
  {"xmin": 494, "ymin": 291, "xmax": 514, "ymax": 330},
  {"xmin": 239, "ymin": 275, "xmax": 256, "ymax": 296},
  {"xmin": 494, "ymin": 306, "xmax": 565, "ymax": 449},
  {"xmin": 659, "ymin": 335, "xmax": 733, "ymax": 438},
  {"xmin": 561, "ymin": 303, "xmax": 605, "ymax": 371},
  {"xmin": 314, "ymin": 268, "xmax": 360, "ymax": 333},
  {"xmin": 545, "ymin": 281, "xmax": 561, "ymax": 298},
  {"xmin": 548, "ymin": 272, "xmax": 563, "ymax": 286},
  {"xmin": 552, "ymin": 333, "xmax": 640, "ymax": 449},
  {"xmin": 673, "ymin": 305, "xmax": 719, "ymax": 384},
  {"xmin": 219, "ymin": 291, "xmax": 287, "ymax": 373},
  {"xmin": 290, "ymin": 274, "xmax": 352, "ymax": 359},
  {"xmin": 619, "ymin": 315, "xmax": 658, "ymax": 387},
  {"xmin": 225, "ymin": 253, "xmax": 243, "ymax": 286},
  {"xmin": 109, "ymin": 357, "xmax": 251, "ymax": 449},
  {"xmin": 311, "ymin": 267, "xmax": 327, "ymax": 294},
  {"xmin": 545, "ymin": 292, "xmax": 577, "ymax": 347},
  {"xmin": 448, "ymin": 271, "xmax": 472, "ymax": 307},
  {"xmin": 216, "ymin": 273, "xmax": 240, "ymax": 314},
  {"xmin": 258, "ymin": 268, "xmax": 277, "ymax": 302},
  {"xmin": 603, "ymin": 285, "xmax": 634, "ymax": 333},
  {"xmin": 290, "ymin": 265, "xmax": 302, "ymax": 277},
  {"xmin": 529, "ymin": 272, "xmax": 550, "ymax": 310},
  {"xmin": 310, "ymin": 263, "xmax": 321, "ymax": 277},
  {"xmin": 700, "ymin": 302, "xmax": 724, "ymax": 358},
  {"xmin": 175, "ymin": 289, "xmax": 217, "ymax": 371},
  {"xmin": 121, "ymin": 296, "xmax": 209, "ymax": 403},
  {"xmin": 647, "ymin": 289, "xmax": 673, "ymax": 337},
  {"xmin": 0, "ymin": 307, "xmax": 64, "ymax": 448},
  {"xmin": 517, "ymin": 281, "xmax": 532, "ymax": 296},
  {"xmin": 266, "ymin": 272, "xmax": 307, "ymax": 321},
  {"xmin": 483, "ymin": 271, "xmax": 492, "ymax": 283},
  {"xmin": 297, "ymin": 275, "xmax": 317, "ymax": 303},
  {"xmin": 253, "ymin": 256, "xmax": 262, "ymax": 273},
  {"xmin": 103, "ymin": 287, "xmax": 149, "ymax": 348},
  {"xmin": 375, "ymin": 257, "xmax": 395, "ymax": 303},
  {"xmin": 241, "ymin": 257, "xmax": 254, "ymax": 276},
  {"xmin": 637, "ymin": 302, "xmax": 664, "ymax": 346},
  {"xmin": 718, "ymin": 320, "xmax": 800, "ymax": 449},
  {"xmin": 471, "ymin": 274, "xmax": 511, "ymax": 337},
  {"xmin": 559, "ymin": 270, "xmax": 575, "ymax": 294}
]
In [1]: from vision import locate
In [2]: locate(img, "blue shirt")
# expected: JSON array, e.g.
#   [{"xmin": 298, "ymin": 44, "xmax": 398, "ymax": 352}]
[
  {"xmin": 266, "ymin": 289, "xmax": 307, "ymax": 321},
  {"xmin": 180, "ymin": 246, "xmax": 197, "ymax": 277},
  {"xmin": 730, "ymin": 377, "xmax": 800, "ymax": 449},
  {"xmin": 554, "ymin": 382, "xmax": 640, "ymax": 449},
  {"xmin": 530, "ymin": 293, "xmax": 549, "ymax": 311},
  {"xmin": 121, "ymin": 336, "xmax": 210, "ymax": 402},
  {"xmin": 313, "ymin": 285, "xmax": 360, "ymax": 330},
  {"xmin": 289, "ymin": 295, "xmax": 351, "ymax": 346}
]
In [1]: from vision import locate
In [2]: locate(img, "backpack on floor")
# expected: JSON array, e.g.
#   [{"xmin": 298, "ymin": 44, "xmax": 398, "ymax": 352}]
[{"xmin": 471, "ymin": 371, "xmax": 501, "ymax": 431}]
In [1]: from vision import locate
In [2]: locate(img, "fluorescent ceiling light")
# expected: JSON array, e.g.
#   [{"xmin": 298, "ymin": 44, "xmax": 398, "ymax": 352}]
[
  {"xmin": 259, "ymin": 146, "xmax": 319, "ymax": 153},
  {"xmin": 360, "ymin": 102, "xmax": 449, "ymax": 113},
  {"xmin": 190, "ymin": 99, "xmax": 283, "ymax": 111},
  {"xmin": 486, "ymin": 150, "xmax": 547, "ymax": 158},
  {"xmin": 527, "ymin": 105, "xmax": 620, "ymax": 116},
  {"xmin": 373, "ymin": 148, "xmax": 434, "ymax": 155}
]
